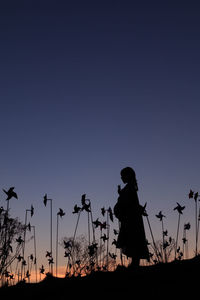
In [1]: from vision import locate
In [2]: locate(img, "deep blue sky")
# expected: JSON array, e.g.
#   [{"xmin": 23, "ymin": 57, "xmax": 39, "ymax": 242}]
[{"xmin": 1, "ymin": 1, "xmax": 200, "ymax": 269}]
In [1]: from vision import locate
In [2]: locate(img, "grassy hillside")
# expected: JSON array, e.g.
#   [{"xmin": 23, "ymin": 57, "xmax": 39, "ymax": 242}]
[{"xmin": 1, "ymin": 256, "xmax": 200, "ymax": 299}]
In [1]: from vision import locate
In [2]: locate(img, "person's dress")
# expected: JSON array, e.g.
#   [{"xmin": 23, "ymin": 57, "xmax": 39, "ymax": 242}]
[{"xmin": 114, "ymin": 183, "xmax": 149, "ymax": 259}]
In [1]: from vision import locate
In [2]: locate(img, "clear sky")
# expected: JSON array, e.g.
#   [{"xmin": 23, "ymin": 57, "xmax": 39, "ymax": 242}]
[{"xmin": 1, "ymin": 1, "xmax": 200, "ymax": 273}]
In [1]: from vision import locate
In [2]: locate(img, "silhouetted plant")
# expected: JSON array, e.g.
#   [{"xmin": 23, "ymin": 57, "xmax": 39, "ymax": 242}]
[
  {"xmin": 62, "ymin": 235, "xmax": 91, "ymax": 276},
  {"xmin": 0, "ymin": 207, "xmax": 24, "ymax": 281}
]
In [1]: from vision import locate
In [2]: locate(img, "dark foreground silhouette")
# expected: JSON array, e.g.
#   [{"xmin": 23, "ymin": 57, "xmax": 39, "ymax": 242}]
[
  {"xmin": 114, "ymin": 167, "xmax": 149, "ymax": 267},
  {"xmin": 1, "ymin": 256, "xmax": 200, "ymax": 299}
]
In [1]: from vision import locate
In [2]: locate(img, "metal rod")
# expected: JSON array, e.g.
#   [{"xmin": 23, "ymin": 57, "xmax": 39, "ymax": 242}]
[
  {"xmin": 50, "ymin": 199, "xmax": 53, "ymax": 274},
  {"xmin": 145, "ymin": 216, "xmax": 160, "ymax": 262},
  {"xmin": 56, "ymin": 214, "xmax": 59, "ymax": 277},
  {"xmin": 32, "ymin": 226, "xmax": 37, "ymax": 282},
  {"xmin": 106, "ymin": 210, "xmax": 109, "ymax": 269}
]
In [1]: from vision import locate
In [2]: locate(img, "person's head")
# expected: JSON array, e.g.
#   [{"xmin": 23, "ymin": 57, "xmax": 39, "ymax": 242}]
[{"xmin": 120, "ymin": 167, "xmax": 138, "ymax": 190}]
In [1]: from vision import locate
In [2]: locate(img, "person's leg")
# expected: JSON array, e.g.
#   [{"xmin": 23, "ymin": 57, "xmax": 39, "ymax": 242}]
[{"xmin": 129, "ymin": 257, "xmax": 140, "ymax": 269}]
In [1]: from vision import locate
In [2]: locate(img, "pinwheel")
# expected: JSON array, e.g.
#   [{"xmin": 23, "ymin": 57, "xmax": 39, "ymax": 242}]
[
  {"xmin": 64, "ymin": 251, "xmax": 71, "ymax": 258},
  {"xmin": 22, "ymin": 259, "xmax": 27, "ymax": 267},
  {"xmin": 112, "ymin": 239, "xmax": 117, "ymax": 246},
  {"xmin": 109, "ymin": 252, "xmax": 117, "ymax": 260},
  {"xmin": 113, "ymin": 229, "xmax": 118, "ymax": 235},
  {"xmin": 101, "ymin": 233, "xmax": 108, "ymax": 243},
  {"xmin": 40, "ymin": 265, "xmax": 45, "ymax": 274},
  {"xmin": 108, "ymin": 207, "xmax": 114, "ymax": 222},
  {"xmin": 188, "ymin": 189, "xmax": 194, "ymax": 199},
  {"xmin": 48, "ymin": 258, "xmax": 54, "ymax": 265},
  {"xmin": 72, "ymin": 204, "xmax": 81, "ymax": 214},
  {"xmin": 57, "ymin": 208, "xmax": 65, "ymax": 218},
  {"xmin": 100, "ymin": 221, "xmax": 107, "ymax": 230},
  {"xmin": 155, "ymin": 211, "xmax": 165, "ymax": 221},
  {"xmin": 64, "ymin": 240, "xmax": 72, "ymax": 249},
  {"xmin": 3, "ymin": 187, "xmax": 18, "ymax": 211},
  {"xmin": 93, "ymin": 218, "xmax": 101, "ymax": 228},
  {"xmin": 56, "ymin": 208, "xmax": 65, "ymax": 277},
  {"xmin": 174, "ymin": 202, "xmax": 185, "ymax": 260},
  {"xmin": 39, "ymin": 265, "xmax": 45, "ymax": 281},
  {"xmin": 101, "ymin": 207, "xmax": 106, "ymax": 216},
  {"xmin": 81, "ymin": 194, "xmax": 91, "ymax": 212},
  {"xmin": 16, "ymin": 236, "xmax": 24, "ymax": 245},
  {"xmin": 26, "ymin": 270, "xmax": 30, "ymax": 280},
  {"xmin": 163, "ymin": 230, "xmax": 168, "ymax": 237},
  {"xmin": 17, "ymin": 255, "xmax": 23, "ymax": 262},
  {"xmin": 174, "ymin": 202, "xmax": 185, "ymax": 214},
  {"xmin": 43, "ymin": 194, "xmax": 53, "ymax": 274},
  {"xmin": 46, "ymin": 251, "xmax": 52, "ymax": 257}
]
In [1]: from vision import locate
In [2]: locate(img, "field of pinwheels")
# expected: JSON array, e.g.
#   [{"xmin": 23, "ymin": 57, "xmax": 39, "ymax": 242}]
[{"xmin": 0, "ymin": 186, "xmax": 200, "ymax": 296}]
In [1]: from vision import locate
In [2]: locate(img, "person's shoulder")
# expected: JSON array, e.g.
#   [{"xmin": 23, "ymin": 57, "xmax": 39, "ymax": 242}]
[{"xmin": 125, "ymin": 183, "xmax": 136, "ymax": 193}]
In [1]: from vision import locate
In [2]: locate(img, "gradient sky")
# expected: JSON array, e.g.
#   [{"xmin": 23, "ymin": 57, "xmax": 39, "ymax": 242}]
[{"xmin": 1, "ymin": 1, "xmax": 200, "ymax": 273}]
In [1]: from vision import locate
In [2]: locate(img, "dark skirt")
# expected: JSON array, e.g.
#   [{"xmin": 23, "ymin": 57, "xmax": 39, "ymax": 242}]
[{"xmin": 116, "ymin": 217, "xmax": 149, "ymax": 260}]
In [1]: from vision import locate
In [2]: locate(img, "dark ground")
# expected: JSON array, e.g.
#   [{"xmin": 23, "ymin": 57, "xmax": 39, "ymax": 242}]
[{"xmin": 1, "ymin": 256, "xmax": 200, "ymax": 299}]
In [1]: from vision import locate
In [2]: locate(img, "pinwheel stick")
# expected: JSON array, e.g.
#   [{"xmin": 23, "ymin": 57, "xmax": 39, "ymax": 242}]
[
  {"xmin": 73, "ymin": 210, "xmax": 81, "ymax": 244},
  {"xmin": 197, "ymin": 207, "xmax": 200, "ymax": 254},
  {"xmin": 43, "ymin": 196, "xmax": 53, "ymax": 274},
  {"xmin": 106, "ymin": 210, "xmax": 110, "ymax": 269},
  {"xmin": 175, "ymin": 213, "xmax": 181, "ymax": 260},
  {"xmin": 88, "ymin": 211, "xmax": 91, "ymax": 246},
  {"xmin": 50, "ymin": 199, "xmax": 53, "ymax": 274},
  {"xmin": 161, "ymin": 219, "xmax": 167, "ymax": 263},
  {"xmin": 31, "ymin": 226, "xmax": 37, "ymax": 282},
  {"xmin": 145, "ymin": 215, "xmax": 160, "ymax": 262},
  {"xmin": 56, "ymin": 214, "xmax": 59, "ymax": 277},
  {"xmin": 195, "ymin": 200, "xmax": 198, "ymax": 256},
  {"xmin": 21, "ymin": 208, "xmax": 30, "ymax": 279},
  {"xmin": 182, "ymin": 228, "xmax": 188, "ymax": 259},
  {"xmin": 56, "ymin": 213, "xmax": 63, "ymax": 277}
]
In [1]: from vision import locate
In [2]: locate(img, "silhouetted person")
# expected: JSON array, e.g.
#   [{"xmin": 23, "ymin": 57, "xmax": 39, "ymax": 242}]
[{"xmin": 114, "ymin": 167, "xmax": 149, "ymax": 267}]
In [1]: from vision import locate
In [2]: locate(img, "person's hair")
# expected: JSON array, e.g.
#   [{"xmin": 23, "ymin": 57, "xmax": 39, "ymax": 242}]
[{"xmin": 120, "ymin": 167, "xmax": 138, "ymax": 191}]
